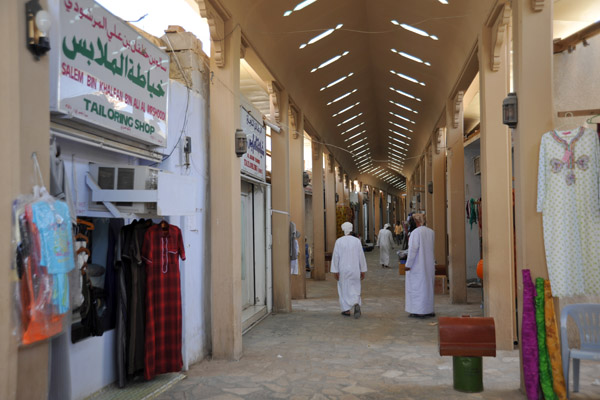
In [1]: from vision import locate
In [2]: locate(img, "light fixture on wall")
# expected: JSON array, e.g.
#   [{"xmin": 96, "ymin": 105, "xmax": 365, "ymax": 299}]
[
  {"xmin": 502, "ymin": 92, "xmax": 518, "ymax": 129},
  {"xmin": 26, "ymin": 0, "xmax": 52, "ymax": 59},
  {"xmin": 235, "ymin": 129, "xmax": 248, "ymax": 157}
]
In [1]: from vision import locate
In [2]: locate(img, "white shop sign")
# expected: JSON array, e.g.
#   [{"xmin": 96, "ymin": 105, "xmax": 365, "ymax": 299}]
[
  {"xmin": 49, "ymin": 0, "xmax": 169, "ymax": 147},
  {"xmin": 240, "ymin": 107, "xmax": 266, "ymax": 181}
]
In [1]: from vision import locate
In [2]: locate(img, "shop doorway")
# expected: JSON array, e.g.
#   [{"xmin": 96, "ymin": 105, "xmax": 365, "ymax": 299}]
[{"xmin": 241, "ymin": 181, "xmax": 255, "ymax": 309}]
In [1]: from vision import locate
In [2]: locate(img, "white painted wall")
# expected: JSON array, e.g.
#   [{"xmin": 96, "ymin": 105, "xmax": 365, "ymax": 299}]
[
  {"xmin": 48, "ymin": 81, "xmax": 210, "ymax": 400},
  {"xmin": 464, "ymin": 140, "xmax": 482, "ymax": 280}
]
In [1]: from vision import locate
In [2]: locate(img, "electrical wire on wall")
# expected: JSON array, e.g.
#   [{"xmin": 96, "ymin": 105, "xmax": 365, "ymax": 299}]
[{"xmin": 151, "ymin": 33, "xmax": 192, "ymax": 167}]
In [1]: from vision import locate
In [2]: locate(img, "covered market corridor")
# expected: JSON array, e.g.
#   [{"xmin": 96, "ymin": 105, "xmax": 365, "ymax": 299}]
[{"xmin": 156, "ymin": 249, "xmax": 599, "ymax": 400}]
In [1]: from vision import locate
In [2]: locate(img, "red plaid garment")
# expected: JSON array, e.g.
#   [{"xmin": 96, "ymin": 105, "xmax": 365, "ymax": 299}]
[{"xmin": 142, "ymin": 223, "xmax": 186, "ymax": 380}]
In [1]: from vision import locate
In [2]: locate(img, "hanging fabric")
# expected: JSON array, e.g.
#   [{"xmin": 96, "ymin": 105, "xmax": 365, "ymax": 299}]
[
  {"xmin": 535, "ymin": 278, "xmax": 558, "ymax": 400},
  {"xmin": 142, "ymin": 221, "xmax": 186, "ymax": 381},
  {"xmin": 537, "ymin": 127, "xmax": 600, "ymax": 297},
  {"xmin": 521, "ymin": 269, "xmax": 540, "ymax": 400}
]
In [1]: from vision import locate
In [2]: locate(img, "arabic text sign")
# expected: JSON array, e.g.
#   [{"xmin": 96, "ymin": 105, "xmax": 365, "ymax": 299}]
[
  {"xmin": 241, "ymin": 108, "xmax": 266, "ymax": 181},
  {"xmin": 51, "ymin": 0, "xmax": 169, "ymax": 147}
]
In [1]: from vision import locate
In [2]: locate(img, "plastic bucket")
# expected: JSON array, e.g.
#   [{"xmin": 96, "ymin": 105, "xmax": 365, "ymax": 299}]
[{"xmin": 452, "ymin": 356, "xmax": 483, "ymax": 393}]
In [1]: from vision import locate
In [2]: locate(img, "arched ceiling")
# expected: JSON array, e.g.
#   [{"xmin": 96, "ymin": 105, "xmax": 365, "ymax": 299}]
[{"xmin": 219, "ymin": 0, "xmax": 496, "ymax": 192}]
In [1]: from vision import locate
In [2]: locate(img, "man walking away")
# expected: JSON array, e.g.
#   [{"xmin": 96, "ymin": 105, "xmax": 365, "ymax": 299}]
[
  {"xmin": 376, "ymin": 223, "xmax": 395, "ymax": 268},
  {"xmin": 331, "ymin": 222, "xmax": 367, "ymax": 319},
  {"xmin": 404, "ymin": 213, "xmax": 436, "ymax": 318}
]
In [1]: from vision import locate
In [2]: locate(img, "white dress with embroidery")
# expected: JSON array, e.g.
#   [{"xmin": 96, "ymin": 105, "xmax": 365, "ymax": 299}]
[{"xmin": 537, "ymin": 127, "xmax": 600, "ymax": 297}]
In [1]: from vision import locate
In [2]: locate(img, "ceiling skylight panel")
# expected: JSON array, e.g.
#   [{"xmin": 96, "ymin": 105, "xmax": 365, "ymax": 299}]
[
  {"xmin": 311, "ymin": 51, "xmax": 349, "ymax": 73},
  {"xmin": 354, "ymin": 152, "xmax": 370, "ymax": 160},
  {"xmin": 348, "ymin": 137, "xmax": 366, "ymax": 147},
  {"xmin": 328, "ymin": 89, "xmax": 358, "ymax": 105},
  {"xmin": 332, "ymin": 102, "xmax": 360, "ymax": 117},
  {"xmin": 389, "ymin": 129, "xmax": 412, "ymax": 140},
  {"xmin": 388, "ymin": 149, "xmax": 406, "ymax": 158},
  {"xmin": 352, "ymin": 143, "xmax": 367, "ymax": 152},
  {"xmin": 337, "ymin": 112, "xmax": 363, "ymax": 127},
  {"xmin": 390, "ymin": 142, "xmax": 407, "ymax": 152},
  {"xmin": 388, "ymin": 151, "xmax": 405, "ymax": 160},
  {"xmin": 389, "ymin": 112, "xmax": 415, "ymax": 125},
  {"xmin": 390, "ymin": 87, "xmax": 422, "ymax": 102},
  {"xmin": 389, "ymin": 121, "xmax": 413, "ymax": 133},
  {"xmin": 388, "ymin": 136, "xmax": 410, "ymax": 147},
  {"xmin": 389, "ymin": 100, "xmax": 418, "ymax": 114},
  {"xmin": 390, "ymin": 70, "xmax": 426, "ymax": 86},
  {"xmin": 321, "ymin": 73, "xmax": 354, "ymax": 91},
  {"xmin": 284, "ymin": 0, "xmax": 318, "ymax": 16},
  {"xmin": 300, "ymin": 24, "xmax": 343, "ymax": 49},
  {"xmin": 391, "ymin": 20, "xmax": 439, "ymax": 40},
  {"xmin": 344, "ymin": 130, "xmax": 365, "ymax": 142},
  {"xmin": 391, "ymin": 49, "xmax": 432, "ymax": 66},
  {"xmin": 340, "ymin": 122, "xmax": 365, "ymax": 135}
]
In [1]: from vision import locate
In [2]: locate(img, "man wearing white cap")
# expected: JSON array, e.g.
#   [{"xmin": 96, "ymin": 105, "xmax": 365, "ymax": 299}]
[
  {"xmin": 405, "ymin": 213, "xmax": 436, "ymax": 318},
  {"xmin": 376, "ymin": 223, "xmax": 395, "ymax": 268},
  {"xmin": 331, "ymin": 222, "xmax": 368, "ymax": 318}
]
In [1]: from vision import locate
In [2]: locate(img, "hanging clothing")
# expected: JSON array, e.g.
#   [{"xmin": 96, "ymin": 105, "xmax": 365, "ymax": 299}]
[
  {"xmin": 290, "ymin": 238, "xmax": 299, "ymax": 275},
  {"xmin": 537, "ymin": 127, "xmax": 600, "ymax": 297},
  {"xmin": 142, "ymin": 222, "xmax": 186, "ymax": 381},
  {"xmin": 30, "ymin": 200, "xmax": 75, "ymax": 314},
  {"xmin": 405, "ymin": 226, "xmax": 435, "ymax": 315},
  {"xmin": 543, "ymin": 280, "xmax": 567, "ymax": 400},
  {"xmin": 330, "ymin": 235, "xmax": 367, "ymax": 312},
  {"xmin": 376, "ymin": 228, "xmax": 394, "ymax": 267},
  {"xmin": 535, "ymin": 278, "xmax": 558, "ymax": 400},
  {"xmin": 522, "ymin": 269, "xmax": 540, "ymax": 400}
]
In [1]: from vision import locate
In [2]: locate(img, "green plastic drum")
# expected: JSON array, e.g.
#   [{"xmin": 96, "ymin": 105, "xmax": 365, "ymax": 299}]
[{"xmin": 452, "ymin": 356, "xmax": 483, "ymax": 393}]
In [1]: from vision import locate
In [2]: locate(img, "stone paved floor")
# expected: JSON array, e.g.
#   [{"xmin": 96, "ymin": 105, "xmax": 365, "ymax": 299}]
[{"xmin": 158, "ymin": 248, "xmax": 600, "ymax": 399}]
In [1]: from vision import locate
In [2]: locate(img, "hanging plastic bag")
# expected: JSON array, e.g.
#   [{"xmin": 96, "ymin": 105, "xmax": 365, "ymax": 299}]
[{"xmin": 12, "ymin": 153, "xmax": 76, "ymax": 345}]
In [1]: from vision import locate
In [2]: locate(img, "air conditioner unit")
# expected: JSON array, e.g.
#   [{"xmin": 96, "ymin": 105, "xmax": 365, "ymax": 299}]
[{"xmin": 88, "ymin": 163, "xmax": 159, "ymax": 214}]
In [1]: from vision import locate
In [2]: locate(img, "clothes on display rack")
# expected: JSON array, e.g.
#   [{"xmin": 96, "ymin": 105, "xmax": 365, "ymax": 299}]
[
  {"xmin": 142, "ymin": 221, "xmax": 186, "ymax": 381},
  {"xmin": 115, "ymin": 219, "xmax": 153, "ymax": 387},
  {"xmin": 537, "ymin": 127, "xmax": 600, "ymax": 297}
]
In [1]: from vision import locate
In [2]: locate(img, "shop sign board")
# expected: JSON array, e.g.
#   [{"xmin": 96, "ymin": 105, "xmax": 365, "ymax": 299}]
[
  {"xmin": 240, "ymin": 107, "xmax": 266, "ymax": 181},
  {"xmin": 50, "ymin": 0, "xmax": 169, "ymax": 147}
]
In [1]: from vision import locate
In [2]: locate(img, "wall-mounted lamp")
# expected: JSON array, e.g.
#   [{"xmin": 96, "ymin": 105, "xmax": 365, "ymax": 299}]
[
  {"xmin": 235, "ymin": 129, "xmax": 248, "ymax": 157},
  {"xmin": 26, "ymin": 0, "xmax": 52, "ymax": 59},
  {"xmin": 502, "ymin": 92, "xmax": 518, "ymax": 129}
]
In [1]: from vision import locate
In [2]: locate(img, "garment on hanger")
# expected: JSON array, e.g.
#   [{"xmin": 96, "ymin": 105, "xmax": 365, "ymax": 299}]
[
  {"xmin": 142, "ymin": 221, "xmax": 186, "ymax": 380},
  {"xmin": 115, "ymin": 219, "xmax": 153, "ymax": 386},
  {"xmin": 537, "ymin": 127, "xmax": 600, "ymax": 297}
]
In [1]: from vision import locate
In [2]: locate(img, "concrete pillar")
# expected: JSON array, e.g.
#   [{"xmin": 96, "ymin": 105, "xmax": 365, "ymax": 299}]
[
  {"xmin": 368, "ymin": 187, "xmax": 375, "ymax": 242},
  {"xmin": 432, "ymin": 130, "xmax": 448, "ymax": 268},
  {"xmin": 374, "ymin": 189, "xmax": 381, "ymax": 235},
  {"xmin": 2, "ymin": 1, "xmax": 51, "ymax": 397},
  {"xmin": 311, "ymin": 142, "xmax": 325, "ymax": 280},
  {"xmin": 0, "ymin": 3, "xmax": 20, "ymax": 397},
  {"xmin": 357, "ymin": 189, "xmax": 364, "ymax": 241},
  {"xmin": 325, "ymin": 153, "xmax": 336, "ymax": 252},
  {"xmin": 270, "ymin": 84, "xmax": 292, "ymax": 312},
  {"xmin": 289, "ymin": 109, "xmax": 306, "ymax": 299},
  {"xmin": 446, "ymin": 93, "xmax": 467, "ymax": 304},
  {"xmin": 209, "ymin": 21, "xmax": 242, "ymax": 359},
  {"xmin": 425, "ymin": 146, "xmax": 434, "ymax": 221},
  {"xmin": 512, "ymin": 0, "xmax": 554, "ymax": 376},
  {"xmin": 479, "ymin": 2, "xmax": 516, "ymax": 350},
  {"xmin": 335, "ymin": 165, "xmax": 344, "ymax": 207}
]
